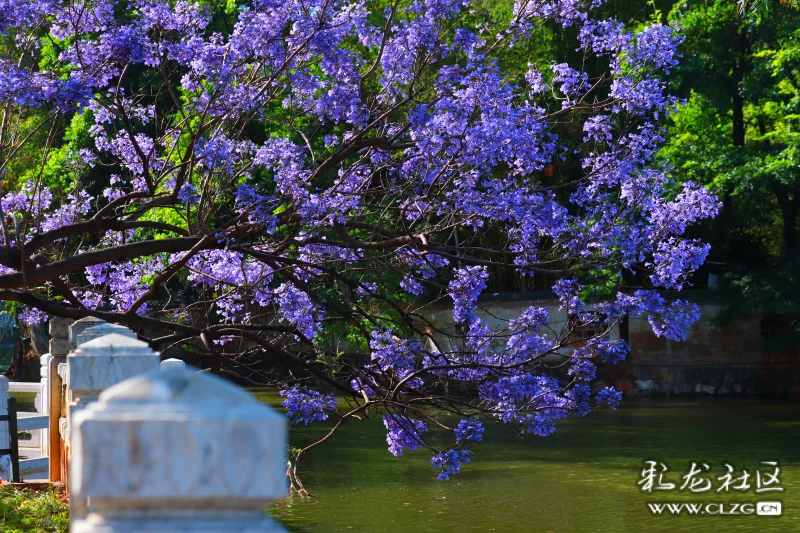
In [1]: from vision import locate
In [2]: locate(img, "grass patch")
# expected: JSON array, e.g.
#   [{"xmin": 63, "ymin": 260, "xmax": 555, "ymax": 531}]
[
  {"xmin": 8, "ymin": 392, "xmax": 38, "ymax": 412},
  {"xmin": 0, "ymin": 485, "xmax": 69, "ymax": 533}
]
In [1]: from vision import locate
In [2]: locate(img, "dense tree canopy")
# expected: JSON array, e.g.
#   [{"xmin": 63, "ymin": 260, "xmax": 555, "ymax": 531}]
[
  {"xmin": 0, "ymin": 0, "xmax": 719, "ymax": 485},
  {"xmin": 662, "ymin": 0, "xmax": 800, "ymax": 348}
]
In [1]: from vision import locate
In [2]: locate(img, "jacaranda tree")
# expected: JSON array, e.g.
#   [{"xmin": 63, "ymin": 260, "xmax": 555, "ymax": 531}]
[{"xmin": 0, "ymin": 0, "xmax": 718, "ymax": 487}]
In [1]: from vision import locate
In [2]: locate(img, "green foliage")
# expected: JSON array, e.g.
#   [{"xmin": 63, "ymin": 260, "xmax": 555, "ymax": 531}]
[
  {"xmin": 0, "ymin": 486, "xmax": 69, "ymax": 533},
  {"xmin": 662, "ymin": 0, "xmax": 800, "ymax": 344}
]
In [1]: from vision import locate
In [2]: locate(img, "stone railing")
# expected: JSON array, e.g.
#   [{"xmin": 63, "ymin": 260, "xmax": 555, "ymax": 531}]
[
  {"xmin": 71, "ymin": 366, "xmax": 288, "ymax": 532},
  {"xmin": 0, "ymin": 317, "xmax": 73, "ymax": 481},
  {"xmin": 63, "ymin": 322, "xmax": 160, "ymax": 491},
  {"xmin": 2, "ymin": 317, "xmax": 186, "ymax": 484},
  {"xmin": 3, "ymin": 314, "xmax": 289, "ymax": 531}
]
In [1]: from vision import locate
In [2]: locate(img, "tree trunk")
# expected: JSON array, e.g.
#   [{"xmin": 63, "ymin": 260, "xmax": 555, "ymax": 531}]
[
  {"xmin": 774, "ymin": 183, "xmax": 800, "ymax": 252},
  {"xmin": 731, "ymin": 18, "xmax": 748, "ymax": 148}
]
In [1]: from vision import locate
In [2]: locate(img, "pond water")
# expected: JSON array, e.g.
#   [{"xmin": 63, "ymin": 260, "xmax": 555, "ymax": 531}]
[{"xmin": 255, "ymin": 392, "xmax": 800, "ymax": 533}]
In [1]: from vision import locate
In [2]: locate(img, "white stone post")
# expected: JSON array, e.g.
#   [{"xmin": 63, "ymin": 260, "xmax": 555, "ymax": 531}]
[
  {"xmin": 68, "ymin": 334, "xmax": 160, "ymax": 414},
  {"xmin": 71, "ymin": 367, "xmax": 288, "ymax": 533},
  {"xmin": 70, "ymin": 317, "xmax": 107, "ymax": 350},
  {"xmin": 67, "ymin": 333, "xmax": 161, "ymax": 517},
  {"xmin": 160, "ymin": 358, "xmax": 186, "ymax": 370},
  {"xmin": 76, "ymin": 323, "xmax": 137, "ymax": 346},
  {"xmin": 40, "ymin": 317, "xmax": 73, "ymax": 462},
  {"xmin": 39, "ymin": 353, "xmax": 52, "ymax": 455},
  {"xmin": 0, "ymin": 376, "xmax": 9, "ymax": 481}
]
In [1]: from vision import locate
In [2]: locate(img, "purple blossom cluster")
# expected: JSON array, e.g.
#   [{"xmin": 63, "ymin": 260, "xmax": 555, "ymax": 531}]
[
  {"xmin": 370, "ymin": 330, "xmax": 420, "ymax": 377},
  {"xmin": 276, "ymin": 283, "xmax": 323, "ymax": 339},
  {"xmin": 431, "ymin": 449, "xmax": 473, "ymax": 480},
  {"xmin": 596, "ymin": 386, "xmax": 623, "ymax": 409},
  {"xmin": 455, "ymin": 419, "xmax": 484, "ymax": 443},
  {"xmin": 280, "ymin": 386, "xmax": 338, "ymax": 425},
  {"xmin": 383, "ymin": 415, "xmax": 428, "ymax": 457},
  {"xmin": 448, "ymin": 266, "xmax": 489, "ymax": 324}
]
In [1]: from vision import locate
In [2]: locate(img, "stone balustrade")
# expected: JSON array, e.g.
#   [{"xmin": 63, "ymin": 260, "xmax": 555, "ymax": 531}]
[
  {"xmin": 76, "ymin": 323, "xmax": 137, "ymax": 346},
  {"xmin": 64, "ymin": 328, "xmax": 159, "ymax": 516},
  {"xmin": 71, "ymin": 367, "xmax": 288, "ymax": 532},
  {"xmin": 49, "ymin": 318, "xmax": 73, "ymax": 359},
  {"xmin": 46, "ymin": 317, "xmax": 74, "ymax": 482},
  {"xmin": 6, "ymin": 315, "xmax": 289, "ymax": 533},
  {"xmin": 68, "ymin": 332, "xmax": 160, "ymax": 408},
  {"xmin": 70, "ymin": 317, "xmax": 106, "ymax": 350}
]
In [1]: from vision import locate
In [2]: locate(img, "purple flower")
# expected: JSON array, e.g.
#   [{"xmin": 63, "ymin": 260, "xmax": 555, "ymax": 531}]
[
  {"xmin": 370, "ymin": 329, "xmax": 420, "ymax": 376},
  {"xmin": 551, "ymin": 62, "xmax": 588, "ymax": 96},
  {"xmin": 178, "ymin": 183, "xmax": 200, "ymax": 205},
  {"xmin": 448, "ymin": 266, "xmax": 488, "ymax": 324},
  {"xmin": 384, "ymin": 415, "xmax": 428, "ymax": 456},
  {"xmin": 568, "ymin": 358, "xmax": 596, "ymax": 381},
  {"xmin": 648, "ymin": 300, "xmax": 700, "ymax": 342},
  {"xmin": 455, "ymin": 419, "xmax": 484, "ymax": 442},
  {"xmin": 431, "ymin": 449, "xmax": 473, "ymax": 480},
  {"xmin": 553, "ymin": 278, "xmax": 584, "ymax": 314},
  {"xmin": 400, "ymin": 276, "xmax": 424, "ymax": 295},
  {"xmin": 596, "ymin": 386, "xmax": 622, "ymax": 409},
  {"xmin": 280, "ymin": 386, "xmax": 338, "ymax": 425},
  {"xmin": 648, "ymin": 238, "xmax": 710, "ymax": 290},
  {"xmin": 0, "ymin": 0, "xmax": 713, "ymax": 483},
  {"xmin": 276, "ymin": 282, "xmax": 323, "ymax": 339}
]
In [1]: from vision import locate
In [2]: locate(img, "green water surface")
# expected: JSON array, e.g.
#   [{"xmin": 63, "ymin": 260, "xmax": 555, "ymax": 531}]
[{"xmin": 257, "ymin": 394, "xmax": 800, "ymax": 533}]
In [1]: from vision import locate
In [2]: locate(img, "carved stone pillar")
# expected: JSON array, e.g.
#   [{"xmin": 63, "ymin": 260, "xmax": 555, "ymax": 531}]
[
  {"xmin": 68, "ymin": 334, "xmax": 160, "ymax": 413},
  {"xmin": 76, "ymin": 323, "xmax": 137, "ymax": 346},
  {"xmin": 43, "ymin": 317, "xmax": 73, "ymax": 477},
  {"xmin": 71, "ymin": 367, "xmax": 288, "ymax": 532},
  {"xmin": 49, "ymin": 317, "xmax": 74, "ymax": 358},
  {"xmin": 70, "ymin": 317, "xmax": 107, "ymax": 350},
  {"xmin": 68, "ymin": 333, "xmax": 161, "ymax": 515}
]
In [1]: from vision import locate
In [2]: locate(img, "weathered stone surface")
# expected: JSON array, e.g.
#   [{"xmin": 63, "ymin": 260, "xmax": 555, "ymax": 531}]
[
  {"xmin": 70, "ymin": 317, "xmax": 107, "ymax": 348},
  {"xmin": 49, "ymin": 317, "xmax": 74, "ymax": 338},
  {"xmin": 72, "ymin": 516, "xmax": 287, "ymax": 533},
  {"xmin": 160, "ymin": 358, "xmax": 186, "ymax": 370},
  {"xmin": 69, "ymin": 334, "xmax": 159, "ymax": 394},
  {"xmin": 49, "ymin": 338, "xmax": 72, "ymax": 357},
  {"xmin": 71, "ymin": 367, "xmax": 287, "ymax": 533},
  {"xmin": 77, "ymin": 324, "xmax": 136, "ymax": 346},
  {"xmin": 30, "ymin": 322, "xmax": 50, "ymax": 355}
]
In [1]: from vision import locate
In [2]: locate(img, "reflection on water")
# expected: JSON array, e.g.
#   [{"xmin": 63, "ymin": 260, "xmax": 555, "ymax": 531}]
[{"xmin": 253, "ymin": 392, "xmax": 800, "ymax": 533}]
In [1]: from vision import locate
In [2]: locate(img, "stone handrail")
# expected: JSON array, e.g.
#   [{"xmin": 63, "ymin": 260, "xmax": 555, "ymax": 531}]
[
  {"xmin": 70, "ymin": 366, "xmax": 288, "ymax": 532},
  {"xmin": 4, "ymin": 314, "xmax": 288, "ymax": 533}
]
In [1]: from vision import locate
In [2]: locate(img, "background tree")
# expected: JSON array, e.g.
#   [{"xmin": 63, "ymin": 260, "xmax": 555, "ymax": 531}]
[{"xmin": 663, "ymin": 0, "xmax": 800, "ymax": 349}]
